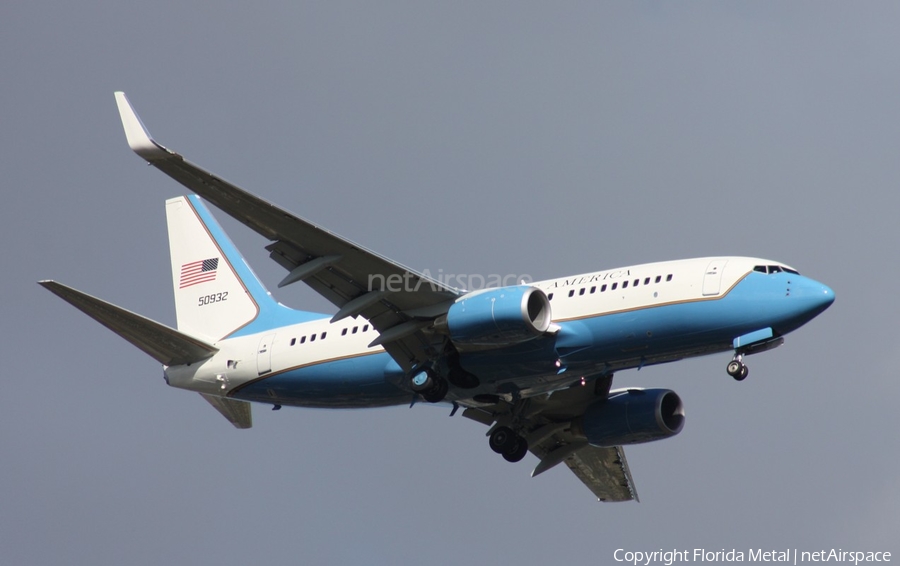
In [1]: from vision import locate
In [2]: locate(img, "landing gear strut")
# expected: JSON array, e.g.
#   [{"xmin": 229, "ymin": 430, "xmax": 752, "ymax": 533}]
[
  {"xmin": 726, "ymin": 355, "xmax": 749, "ymax": 381},
  {"xmin": 488, "ymin": 426, "xmax": 529, "ymax": 463}
]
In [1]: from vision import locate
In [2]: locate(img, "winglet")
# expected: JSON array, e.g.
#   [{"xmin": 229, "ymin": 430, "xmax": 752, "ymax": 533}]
[{"xmin": 114, "ymin": 91, "xmax": 173, "ymax": 160}]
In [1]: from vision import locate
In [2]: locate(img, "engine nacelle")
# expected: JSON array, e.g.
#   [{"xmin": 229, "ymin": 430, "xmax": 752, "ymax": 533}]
[
  {"xmin": 575, "ymin": 388, "xmax": 685, "ymax": 447},
  {"xmin": 445, "ymin": 286, "xmax": 552, "ymax": 348}
]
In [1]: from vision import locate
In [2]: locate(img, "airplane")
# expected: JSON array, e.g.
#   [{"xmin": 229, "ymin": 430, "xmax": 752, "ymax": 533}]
[{"xmin": 39, "ymin": 92, "xmax": 835, "ymax": 502}]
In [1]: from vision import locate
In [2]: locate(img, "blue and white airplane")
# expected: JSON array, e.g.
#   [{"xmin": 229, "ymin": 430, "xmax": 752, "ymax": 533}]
[{"xmin": 40, "ymin": 93, "xmax": 835, "ymax": 502}]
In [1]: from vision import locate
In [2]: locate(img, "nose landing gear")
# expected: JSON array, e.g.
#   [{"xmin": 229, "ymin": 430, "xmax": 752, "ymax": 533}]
[
  {"xmin": 726, "ymin": 355, "xmax": 749, "ymax": 381},
  {"xmin": 727, "ymin": 328, "xmax": 785, "ymax": 382}
]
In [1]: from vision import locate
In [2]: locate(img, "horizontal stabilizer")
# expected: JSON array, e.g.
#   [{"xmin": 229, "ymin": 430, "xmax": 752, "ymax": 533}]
[
  {"xmin": 200, "ymin": 393, "xmax": 252, "ymax": 429},
  {"xmin": 39, "ymin": 280, "xmax": 218, "ymax": 366}
]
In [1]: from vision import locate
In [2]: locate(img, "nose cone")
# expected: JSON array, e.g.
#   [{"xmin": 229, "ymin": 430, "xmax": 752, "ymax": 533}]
[
  {"xmin": 818, "ymin": 282, "xmax": 836, "ymax": 310},
  {"xmin": 794, "ymin": 276, "xmax": 835, "ymax": 319}
]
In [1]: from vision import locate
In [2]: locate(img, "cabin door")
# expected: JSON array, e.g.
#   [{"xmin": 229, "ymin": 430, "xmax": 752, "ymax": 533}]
[
  {"xmin": 257, "ymin": 334, "xmax": 276, "ymax": 376},
  {"xmin": 702, "ymin": 260, "xmax": 728, "ymax": 296}
]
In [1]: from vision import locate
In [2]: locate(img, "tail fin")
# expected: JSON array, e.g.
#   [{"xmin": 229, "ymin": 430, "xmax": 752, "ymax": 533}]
[{"xmin": 166, "ymin": 195, "xmax": 323, "ymax": 342}]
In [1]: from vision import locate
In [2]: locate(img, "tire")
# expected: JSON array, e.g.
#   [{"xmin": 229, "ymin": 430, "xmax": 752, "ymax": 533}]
[
  {"xmin": 489, "ymin": 426, "xmax": 516, "ymax": 454},
  {"xmin": 421, "ymin": 377, "xmax": 448, "ymax": 403},
  {"xmin": 502, "ymin": 437, "xmax": 529, "ymax": 463}
]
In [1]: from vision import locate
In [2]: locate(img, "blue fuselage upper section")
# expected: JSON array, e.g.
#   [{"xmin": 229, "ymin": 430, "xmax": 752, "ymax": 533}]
[{"xmin": 227, "ymin": 269, "xmax": 834, "ymax": 408}]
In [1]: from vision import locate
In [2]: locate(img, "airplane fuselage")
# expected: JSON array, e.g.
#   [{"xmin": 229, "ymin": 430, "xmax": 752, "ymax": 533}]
[{"xmin": 164, "ymin": 256, "xmax": 834, "ymax": 408}]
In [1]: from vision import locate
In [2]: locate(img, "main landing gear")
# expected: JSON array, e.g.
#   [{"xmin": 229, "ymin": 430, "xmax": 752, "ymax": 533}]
[
  {"xmin": 409, "ymin": 368, "xmax": 448, "ymax": 403},
  {"xmin": 489, "ymin": 426, "xmax": 529, "ymax": 463},
  {"xmin": 726, "ymin": 355, "xmax": 749, "ymax": 381},
  {"xmin": 409, "ymin": 355, "xmax": 480, "ymax": 403}
]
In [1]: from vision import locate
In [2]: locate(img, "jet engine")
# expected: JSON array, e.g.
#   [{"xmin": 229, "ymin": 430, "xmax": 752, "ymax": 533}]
[
  {"xmin": 443, "ymin": 286, "xmax": 552, "ymax": 348},
  {"xmin": 575, "ymin": 388, "xmax": 685, "ymax": 447}
]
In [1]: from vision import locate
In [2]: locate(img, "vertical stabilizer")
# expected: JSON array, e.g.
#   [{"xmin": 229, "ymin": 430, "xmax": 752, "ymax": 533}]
[
  {"xmin": 167, "ymin": 196, "xmax": 264, "ymax": 341},
  {"xmin": 166, "ymin": 195, "xmax": 325, "ymax": 342}
]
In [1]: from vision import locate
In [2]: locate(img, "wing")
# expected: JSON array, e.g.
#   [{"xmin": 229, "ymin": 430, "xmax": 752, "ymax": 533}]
[
  {"xmin": 566, "ymin": 446, "xmax": 637, "ymax": 502},
  {"xmin": 462, "ymin": 374, "xmax": 639, "ymax": 502},
  {"xmin": 114, "ymin": 92, "xmax": 461, "ymax": 372},
  {"xmin": 529, "ymin": 430, "xmax": 638, "ymax": 502}
]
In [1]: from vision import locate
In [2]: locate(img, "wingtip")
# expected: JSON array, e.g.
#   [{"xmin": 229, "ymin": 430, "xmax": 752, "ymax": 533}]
[
  {"xmin": 114, "ymin": 91, "xmax": 169, "ymax": 160},
  {"xmin": 38, "ymin": 280, "xmax": 72, "ymax": 296}
]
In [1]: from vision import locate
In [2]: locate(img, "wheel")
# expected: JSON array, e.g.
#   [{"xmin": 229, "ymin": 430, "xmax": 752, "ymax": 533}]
[
  {"xmin": 489, "ymin": 426, "xmax": 516, "ymax": 454},
  {"xmin": 421, "ymin": 376, "xmax": 448, "ymax": 403},
  {"xmin": 502, "ymin": 436, "xmax": 529, "ymax": 463},
  {"xmin": 409, "ymin": 369, "xmax": 434, "ymax": 393},
  {"xmin": 737, "ymin": 365, "xmax": 749, "ymax": 381},
  {"xmin": 726, "ymin": 360, "xmax": 745, "ymax": 379}
]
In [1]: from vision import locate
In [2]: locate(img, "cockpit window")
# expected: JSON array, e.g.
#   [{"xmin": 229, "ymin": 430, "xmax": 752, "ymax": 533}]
[{"xmin": 754, "ymin": 265, "xmax": 800, "ymax": 275}]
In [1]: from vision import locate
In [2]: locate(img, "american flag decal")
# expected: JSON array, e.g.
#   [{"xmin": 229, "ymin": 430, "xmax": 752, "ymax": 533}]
[{"xmin": 179, "ymin": 258, "xmax": 219, "ymax": 288}]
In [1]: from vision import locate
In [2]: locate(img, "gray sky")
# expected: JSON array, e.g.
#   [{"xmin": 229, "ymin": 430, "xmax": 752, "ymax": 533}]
[{"xmin": 2, "ymin": 2, "xmax": 898, "ymax": 564}]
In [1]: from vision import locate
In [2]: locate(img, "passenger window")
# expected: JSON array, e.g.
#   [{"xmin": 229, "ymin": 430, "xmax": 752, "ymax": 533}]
[
  {"xmin": 601, "ymin": 284, "xmax": 607, "ymax": 292},
  {"xmin": 666, "ymin": 274, "xmax": 673, "ymax": 282},
  {"xmin": 622, "ymin": 280, "xmax": 629, "ymax": 289},
  {"xmin": 568, "ymin": 290, "xmax": 575, "ymax": 297},
  {"xmin": 590, "ymin": 286, "xmax": 596, "ymax": 294},
  {"xmin": 579, "ymin": 288, "xmax": 585, "ymax": 296},
  {"xmin": 290, "ymin": 338, "xmax": 296, "ymax": 346},
  {"xmin": 321, "ymin": 332, "xmax": 327, "ymax": 340},
  {"xmin": 363, "ymin": 325, "xmax": 369, "ymax": 332},
  {"xmin": 655, "ymin": 276, "xmax": 661, "ymax": 283},
  {"xmin": 548, "ymin": 293, "xmax": 554, "ymax": 300},
  {"xmin": 310, "ymin": 334, "xmax": 316, "ymax": 342},
  {"xmin": 300, "ymin": 336, "xmax": 306, "ymax": 344},
  {"xmin": 352, "ymin": 326, "xmax": 358, "ymax": 334},
  {"xmin": 633, "ymin": 279, "xmax": 639, "ymax": 287},
  {"xmin": 341, "ymin": 329, "xmax": 347, "ymax": 336},
  {"xmin": 611, "ymin": 282, "xmax": 618, "ymax": 290},
  {"xmin": 644, "ymin": 277, "xmax": 651, "ymax": 285}
]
